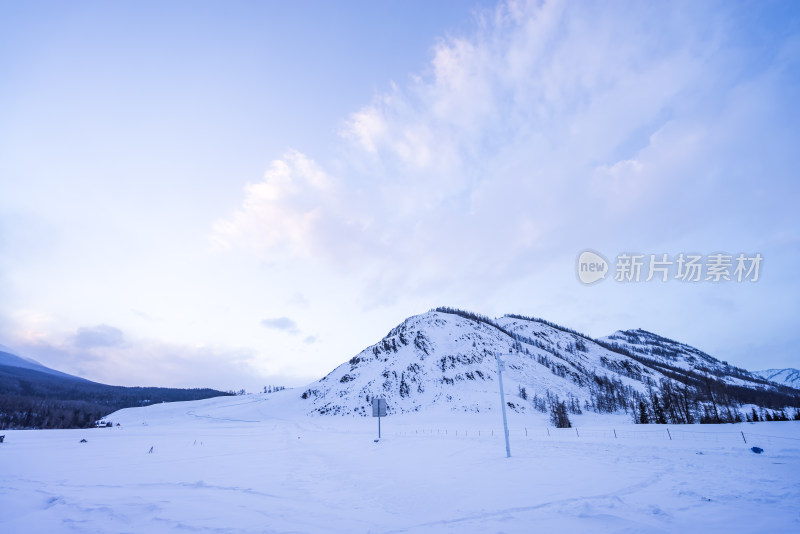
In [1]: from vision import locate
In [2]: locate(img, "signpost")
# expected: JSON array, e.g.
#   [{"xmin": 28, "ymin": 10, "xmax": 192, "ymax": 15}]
[
  {"xmin": 496, "ymin": 352, "xmax": 511, "ymax": 458},
  {"xmin": 372, "ymin": 397, "xmax": 387, "ymax": 441}
]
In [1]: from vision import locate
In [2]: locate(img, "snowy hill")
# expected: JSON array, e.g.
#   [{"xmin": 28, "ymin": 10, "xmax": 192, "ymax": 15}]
[
  {"xmin": 299, "ymin": 308, "xmax": 798, "ymax": 421},
  {"xmin": 0, "ymin": 349, "xmax": 86, "ymax": 381},
  {"xmin": 755, "ymin": 368, "xmax": 800, "ymax": 389},
  {"xmin": 598, "ymin": 328, "xmax": 769, "ymax": 388},
  {"xmin": 79, "ymin": 310, "xmax": 798, "ymax": 532}
]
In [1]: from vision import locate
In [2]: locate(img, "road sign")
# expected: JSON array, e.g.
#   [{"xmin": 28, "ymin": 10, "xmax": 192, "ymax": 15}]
[
  {"xmin": 372, "ymin": 398, "xmax": 387, "ymax": 417},
  {"xmin": 372, "ymin": 398, "xmax": 387, "ymax": 440}
]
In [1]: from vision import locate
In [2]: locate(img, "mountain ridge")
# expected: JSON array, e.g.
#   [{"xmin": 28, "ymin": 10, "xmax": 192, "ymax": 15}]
[
  {"xmin": 0, "ymin": 349, "xmax": 88, "ymax": 381},
  {"xmin": 299, "ymin": 307, "xmax": 799, "ymax": 422},
  {"xmin": 0, "ymin": 348, "xmax": 232, "ymax": 429},
  {"xmin": 755, "ymin": 368, "xmax": 800, "ymax": 389}
]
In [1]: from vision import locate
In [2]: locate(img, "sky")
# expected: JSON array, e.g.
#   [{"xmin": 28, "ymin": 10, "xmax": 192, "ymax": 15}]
[{"xmin": 1, "ymin": 0, "xmax": 799, "ymax": 392}]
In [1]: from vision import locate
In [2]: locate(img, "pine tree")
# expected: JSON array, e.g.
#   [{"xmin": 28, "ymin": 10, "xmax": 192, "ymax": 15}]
[
  {"xmin": 653, "ymin": 394, "xmax": 667, "ymax": 424},
  {"xmin": 550, "ymin": 401, "xmax": 572, "ymax": 428},
  {"xmin": 638, "ymin": 400, "xmax": 650, "ymax": 424},
  {"xmin": 751, "ymin": 408, "xmax": 760, "ymax": 422},
  {"xmin": 399, "ymin": 374, "xmax": 410, "ymax": 397}
]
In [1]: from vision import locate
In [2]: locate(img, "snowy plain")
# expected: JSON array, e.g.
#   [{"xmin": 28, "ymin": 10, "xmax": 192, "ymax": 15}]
[{"xmin": 1, "ymin": 391, "xmax": 799, "ymax": 533}]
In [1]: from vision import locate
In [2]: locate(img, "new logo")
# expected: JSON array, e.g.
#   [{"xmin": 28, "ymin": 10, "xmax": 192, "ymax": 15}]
[{"xmin": 577, "ymin": 250, "xmax": 609, "ymax": 284}]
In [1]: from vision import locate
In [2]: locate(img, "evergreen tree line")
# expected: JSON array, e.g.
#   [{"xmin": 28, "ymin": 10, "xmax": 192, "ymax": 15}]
[
  {"xmin": 434, "ymin": 307, "xmax": 800, "ymax": 422},
  {"xmin": 0, "ymin": 365, "xmax": 232, "ymax": 430},
  {"xmin": 596, "ymin": 339, "xmax": 800, "ymax": 412},
  {"xmin": 0, "ymin": 395, "xmax": 110, "ymax": 430},
  {"xmin": 433, "ymin": 307, "xmax": 516, "ymax": 339},
  {"xmin": 504, "ymin": 313, "xmax": 594, "ymax": 343},
  {"xmin": 746, "ymin": 408, "xmax": 800, "ymax": 422}
]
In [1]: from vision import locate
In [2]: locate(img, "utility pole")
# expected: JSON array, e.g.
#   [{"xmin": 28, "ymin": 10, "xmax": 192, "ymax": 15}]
[{"xmin": 496, "ymin": 351, "xmax": 511, "ymax": 458}]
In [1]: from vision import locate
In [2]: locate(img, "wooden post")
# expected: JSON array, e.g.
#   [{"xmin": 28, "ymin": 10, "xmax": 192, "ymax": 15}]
[
  {"xmin": 741, "ymin": 431, "xmax": 747, "ymax": 444},
  {"xmin": 666, "ymin": 428, "xmax": 672, "ymax": 440},
  {"xmin": 613, "ymin": 429, "xmax": 617, "ymax": 438},
  {"xmin": 575, "ymin": 427, "xmax": 579, "ymax": 437}
]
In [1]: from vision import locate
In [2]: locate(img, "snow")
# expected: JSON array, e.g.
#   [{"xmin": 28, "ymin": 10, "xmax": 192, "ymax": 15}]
[
  {"xmin": 302, "ymin": 311, "xmax": 659, "ymax": 418},
  {"xmin": 2, "ymin": 391, "xmax": 799, "ymax": 533},
  {"xmin": 0, "ymin": 348, "xmax": 81, "ymax": 380},
  {"xmin": 300, "ymin": 310, "xmax": 783, "ymax": 420},
  {"xmin": 755, "ymin": 368, "xmax": 800, "ymax": 389}
]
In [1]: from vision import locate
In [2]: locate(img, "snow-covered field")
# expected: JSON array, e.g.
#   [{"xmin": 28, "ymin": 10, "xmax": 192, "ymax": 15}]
[{"xmin": 2, "ymin": 392, "xmax": 799, "ymax": 533}]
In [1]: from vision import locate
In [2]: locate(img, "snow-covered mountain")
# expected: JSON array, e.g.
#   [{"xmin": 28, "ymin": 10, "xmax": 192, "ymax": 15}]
[
  {"xmin": 598, "ymin": 328, "xmax": 766, "ymax": 388},
  {"xmin": 755, "ymin": 368, "xmax": 800, "ymax": 389},
  {"xmin": 299, "ymin": 308, "xmax": 796, "ymax": 420},
  {"xmin": 0, "ymin": 348, "xmax": 85, "ymax": 380}
]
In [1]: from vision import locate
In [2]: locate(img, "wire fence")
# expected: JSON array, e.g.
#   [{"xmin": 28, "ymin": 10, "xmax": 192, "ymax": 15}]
[{"xmin": 393, "ymin": 426, "xmax": 800, "ymax": 446}]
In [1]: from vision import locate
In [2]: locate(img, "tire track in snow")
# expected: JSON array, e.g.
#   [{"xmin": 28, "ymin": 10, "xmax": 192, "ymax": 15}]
[{"xmin": 379, "ymin": 465, "xmax": 669, "ymax": 533}]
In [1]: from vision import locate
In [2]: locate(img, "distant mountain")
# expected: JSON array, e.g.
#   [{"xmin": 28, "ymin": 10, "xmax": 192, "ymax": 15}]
[
  {"xmin": 596, "ymin": 328, "xmax": 769, "ymax": 388},
  {"xmin": 0, "ymin": 349, "xmax": 87, "ymax": 381},
  {"xmin": 0, "ymin": 348, "xmax": 232, "ymax": 430},
  {"xmin": 755, "ymin": 368, "xmax": 800, "ymax": 389},
  {"xmin": 299, "ymin": 308, "xmax": 799, "ymax": 423}
]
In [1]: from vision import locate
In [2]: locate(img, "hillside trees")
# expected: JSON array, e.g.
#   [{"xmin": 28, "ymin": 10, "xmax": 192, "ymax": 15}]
[{"xmin": 549, "ymin": 400, "xmax": 572, "ymax": 428}]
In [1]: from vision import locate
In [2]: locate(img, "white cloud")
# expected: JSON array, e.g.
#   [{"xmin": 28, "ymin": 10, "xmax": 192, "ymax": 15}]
[
  {"xmin": 211, "ymin": 151, "xmax": 337, "ymax": 258},
  {"xmin": 261, "ymin": 317, "xmax": 299, "ymax": 334},
  {"xmin": 74, "ymin": 324, "xmax": 125, "ymax": 349},
  {"xmin": 212, "ymin": 0, "xmax": 799, "ymax": 359},
  {"xmin": 0, "ymin": 311, "xmax": 306, "ymax": 391}
]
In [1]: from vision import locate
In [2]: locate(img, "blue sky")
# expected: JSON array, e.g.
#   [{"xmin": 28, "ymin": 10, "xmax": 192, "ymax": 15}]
[{"xmin": 1, "ymin": 0, "xmax": 798, "ymax": 391}]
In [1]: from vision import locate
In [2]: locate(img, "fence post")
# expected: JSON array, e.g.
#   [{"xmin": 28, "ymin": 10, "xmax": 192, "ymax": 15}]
[
  {"xmin": 741, "ymin": 431, "xmax": 747, "ymax": 444},
  {"xmin": 575, "ymin": 427, "xmax": 579, "ymax": 437},
  {"xmin": 666, "ymin": 428, "xmax": 672, "ymax": 440},
  {"xmin": 613, "ymin": 429, "xmax": 617, "ymax": 438}
]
